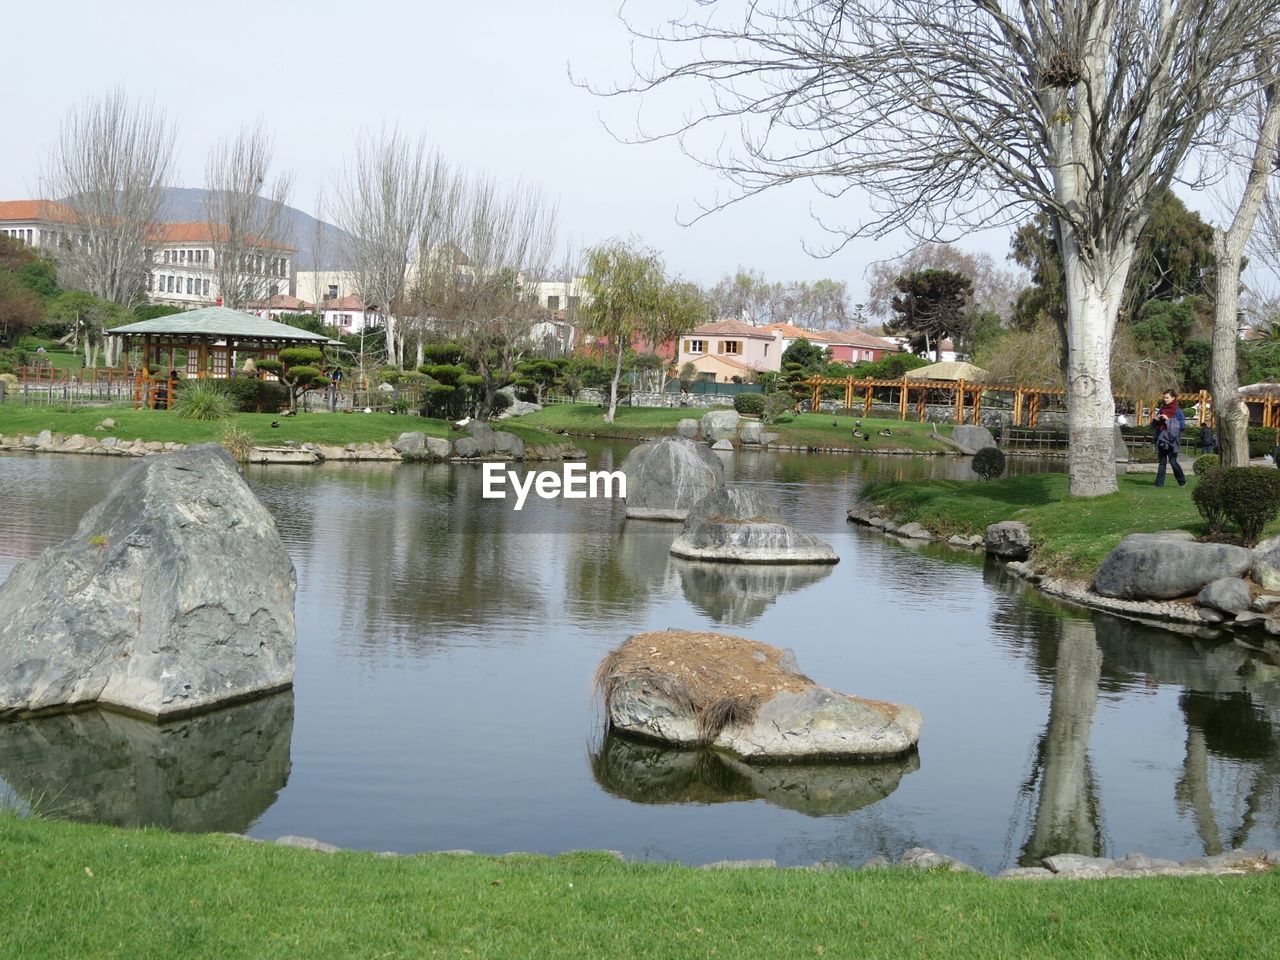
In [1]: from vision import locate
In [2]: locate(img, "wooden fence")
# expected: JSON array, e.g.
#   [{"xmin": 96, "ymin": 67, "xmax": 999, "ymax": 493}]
[{"xmin": 803, "ymin": 375, "xmax": 1217, "ymax": 428}]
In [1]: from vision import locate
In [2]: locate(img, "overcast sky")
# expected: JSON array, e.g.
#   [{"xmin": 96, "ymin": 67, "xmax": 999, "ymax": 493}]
[{"xmin": 7, "ymin": 1, "xmax": 1034, "ymax": 305}]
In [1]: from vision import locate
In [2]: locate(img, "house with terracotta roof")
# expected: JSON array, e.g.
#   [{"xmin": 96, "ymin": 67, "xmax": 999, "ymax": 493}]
[
  {"xmin": 676, "ymin": 319, "xmax": 782, "ymax": 383},
  {"xmin": 245, "ymin": 294, "xmax": 314, "ymax": 320},
  {"xmin": 0, "ymin": 200, "xmax": 295, "ymax": 309},
  {"xmin": 318, "ymin": 295, "xmax": 378, "ymax": 335},
  {"xmin": 821, "ymin": 328, "xmax": 901, "ymax": 363}
]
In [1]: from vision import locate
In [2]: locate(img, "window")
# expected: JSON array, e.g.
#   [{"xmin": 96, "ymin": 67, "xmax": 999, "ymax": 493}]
[
  {"xmin": 763, "ymin": 343, "xmax": 769, "ymax": 355},
  {"xmin": 686, "ymin": 339, "xmax": 705, "ymax": 354},
  {"xmin": 203, "ymin": 279, "xmax": 210, "ymax": 295},
  {"xmin": 167, "ymin": 276, "xmax": 174, "ymax": 292},
  {"xmin": 163, "ymin": 250, "xmax": 170, "ymax": 264},
  {"xmin": 269, "ymin": 284, "xmax": 279, "ymax": 297},
  {"xmin": 719, "ymin": 340, "xmax": 741, "ymax": 355},
  {"xmin": 146, "ymin": 273, "xmax": 153, "ymax": 292},
  {"xmin": 327, "ymin": 284, "xmax": 338, "ymax": 300},
  {"xmin": 546, "ymin": 295, "xmax": 560, "ymax": 310},
  {"xmin": 186, "ymin": 277, "xmax": 193, "ymax": 294}
]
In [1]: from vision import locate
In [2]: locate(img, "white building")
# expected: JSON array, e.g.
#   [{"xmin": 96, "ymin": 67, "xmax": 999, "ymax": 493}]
[{"xmin": 0, "ymin": 200, "xmax": 294, "ymax": 309}]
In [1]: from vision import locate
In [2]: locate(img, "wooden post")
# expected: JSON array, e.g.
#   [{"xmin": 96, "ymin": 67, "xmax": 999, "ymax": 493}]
[
  {"xmin": 971, "ymin": 388, "xmax": 982, "ymax": 425},
  {"xmin": 198, "ymin": 340, "xmax": 208, "ymax": 379},
  {"xmin": 864, "ymin": 384, "xmax": 873, "ymax": 417},
  {"xmin": 900, "ymin": 376, "xmax": 909, "ymax": 420},
  {"xmin": 1029, "ymin": 392, "xmax": 1040, "ymax": 427},
  {"xmin": 1013, "ymin": 389, "xmax": 1023, "ymax": 427},
  {"xmin": 917, "ymin": 388, "xmax": 927, "ymax": 422},
  {"xmin": 844, "ymin": 376, "xmax": 853, "ymax": 411},
  {"xmin": 811, "ymin": 381, "xmax": 820, "ymax": 411},
  {"xmin": 955, "ymin": 379, "xmax": 965, "ymax": 423}
]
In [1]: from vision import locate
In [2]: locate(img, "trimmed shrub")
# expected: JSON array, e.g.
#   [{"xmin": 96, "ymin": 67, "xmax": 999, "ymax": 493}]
[
  {"xmin": 972, "ymin": 447, "xmax": 1007, "ymax": 481},
  {"xmin": 1193, "ymin": 454, "xmax": 1220, "ymax": 476},
  {"xmin": 761, "ymin": 392, "xmax": 794, "ymax": 424},
  {"xmin": 1191, "ymin": 468, "xmax": 1226, "ymax": 535},
  {"xmin": 217, "ymin": 377, "xmax": 264, "ymax": 412},
  {"xmin": 173, "ymin": 381, "xmax": 234, "ymax": 421},
  {"xmin": 733, "ymin": 393, "xmax": 766, "ymax": 416},
  {"xmin": 1219, "ymin": 467, "xmax": 1280, "ymax": 545}
]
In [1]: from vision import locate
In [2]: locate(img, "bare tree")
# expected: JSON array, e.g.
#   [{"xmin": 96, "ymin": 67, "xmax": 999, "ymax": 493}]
[
  {"xmin": 866, "ymin": 244, "xmax": 1028, "ymax": 323},
  {"xmin": 592, "ymin": 1, "xmax": 1274, "ymax": 495},
  {"xmin": 42, "ymin": 89, "xmax": 174, "ymax": 365},
  {"xmin": 332, "ymin": 129, "xmax": 434, "ymax": 369},
  {"xmin": 417, "ymin": 174, "xmax": 560, "ymax": 413},
  {"xmin": 1212, "ymin": 59, "xmax": 1280, "ymax": 466},
  {"xmin": 204, "ymin": 121, "xmax": 294, "ymax": 310}
]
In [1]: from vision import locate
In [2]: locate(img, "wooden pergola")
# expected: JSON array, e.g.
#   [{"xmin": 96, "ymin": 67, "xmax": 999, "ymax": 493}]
[{"xmin": 107, "ymin": 306, "xmax": 339, "ymax": 409}]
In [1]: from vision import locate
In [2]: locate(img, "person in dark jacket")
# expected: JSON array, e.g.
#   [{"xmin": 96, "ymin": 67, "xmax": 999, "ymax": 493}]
[{"xmin": 1152, "ymin": 390, "xmax": 1186, "ymax": 487}]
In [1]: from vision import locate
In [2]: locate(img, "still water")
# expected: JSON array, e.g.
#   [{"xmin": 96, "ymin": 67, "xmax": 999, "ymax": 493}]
[{"xmin": 1, "ymin": 445, "xmax": 1277, "ymax": 872}]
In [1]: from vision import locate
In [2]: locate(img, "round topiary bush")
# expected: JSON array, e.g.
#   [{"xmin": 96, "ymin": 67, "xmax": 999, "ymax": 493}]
[
  {"xmin": 733, "ymin": 392, "xmax": 766, "ymax": 416},
  {"xmin": 1193, "ymin": 454, "xmax": 1220, "ymax": 476},
  {"xmin": 972, "ymin": 446, "xmax": 1007, "ymax": 481},
  {"xmin": 1219, "ymin": 467, "xmax": 1280, "ymax": 545}
]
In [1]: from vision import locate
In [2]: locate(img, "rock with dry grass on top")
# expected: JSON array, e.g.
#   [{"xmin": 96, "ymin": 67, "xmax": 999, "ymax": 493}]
[{"xmin": 595, "ymin": 631, "xmax": 922, "ymax": 760}]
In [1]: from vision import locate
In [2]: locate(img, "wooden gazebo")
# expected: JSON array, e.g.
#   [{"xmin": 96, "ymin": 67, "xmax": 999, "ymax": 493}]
[{"xmin": 106, "ymin": 306, "xmax": 339, "ymax": 409}]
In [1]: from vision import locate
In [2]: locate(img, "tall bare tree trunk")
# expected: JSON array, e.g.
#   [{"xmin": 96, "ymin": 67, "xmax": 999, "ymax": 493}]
[
  {"xmin": 1211, "ymin": 75, "xmax": 1280, "ymax": 467},
  {"xmin": 605, "ymin": 342, "xmax": 625, "ymax": 423}
]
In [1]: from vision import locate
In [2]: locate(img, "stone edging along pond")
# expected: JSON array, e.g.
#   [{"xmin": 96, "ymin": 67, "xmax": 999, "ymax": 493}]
[{"xmin": 258, "ymin": 834, "xmax": 1280, "ymax": 880}]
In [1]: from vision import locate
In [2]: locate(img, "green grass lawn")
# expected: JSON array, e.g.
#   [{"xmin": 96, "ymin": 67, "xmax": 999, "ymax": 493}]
[
  {"xmin": 0, "ymin": 406, "xmax": 560, "ymax": 448},
  {"xmin": 1, "ymin": 814, "xmax": 1276, "ymax": 959},
  {"xmin": 522, "ymin": 404, "xmax": 954, "ymax": 453},
  {"xmin": 12, "ymin": 337, "xmax": 88, "ymax": 372},
  {"xmin": 858, "ymin": 472, "xmax": 1271, "ymax": 578}
]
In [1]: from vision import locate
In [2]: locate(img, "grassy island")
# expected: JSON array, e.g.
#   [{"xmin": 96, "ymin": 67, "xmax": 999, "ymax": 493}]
[
  {"xmin": 2, "ymin": 813, "xmax": 1278, "ymax": 959},
  {"xmin": 0, "ymin": 406, "xmax": 561, "ymax": 449},
  {"xmin": 521, "ymin": 404, "xmax": 955, "ymax": 453}
]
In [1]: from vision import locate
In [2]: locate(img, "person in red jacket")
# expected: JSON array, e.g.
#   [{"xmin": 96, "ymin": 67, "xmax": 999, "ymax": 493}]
[{"xmin": 1151, "ymin": 390, "xmax": 1186, "ymax": 487}]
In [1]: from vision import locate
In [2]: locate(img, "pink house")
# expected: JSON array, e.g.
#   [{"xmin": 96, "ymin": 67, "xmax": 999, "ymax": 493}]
[{"xmin": 676, "ymin": 319, "xmax": 781, "ymax": 383}]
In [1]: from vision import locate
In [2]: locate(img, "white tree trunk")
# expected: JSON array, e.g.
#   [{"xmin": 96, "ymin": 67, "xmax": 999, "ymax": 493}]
[
  {"xmin": 605, "ymin": 343, "xmax": 625, "ymax": 423},
  {"xmin": 1211, "ymin": 230, "xmax": 1249, "ymax": 467},
  {"xmin": 1063, "ymin": 264, "xmax": 1123, "ymax": 497}
]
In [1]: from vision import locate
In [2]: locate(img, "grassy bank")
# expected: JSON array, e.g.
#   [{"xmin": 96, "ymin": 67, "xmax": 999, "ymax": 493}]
[
  {"xmin": 1, "ymin": 814, "xmax": 1277, "ymax": 959},
  {"xmin": 857, "ymin": 473, "xmax": 1274, "ymax": 579},
  {"xmin": 0, "ymin": 405, "xmax": 561, "ymax": 448},
  {"xmin": 521, "ymin": 404, "xmax": 954, "ymax": 453}
]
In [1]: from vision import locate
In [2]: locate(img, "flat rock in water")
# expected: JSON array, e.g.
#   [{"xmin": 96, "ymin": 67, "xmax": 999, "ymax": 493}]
[
  {"xmin": 711, "ymin": 439, "xmax": 734, "ymax": 451},
  {"xmin": 620, "ymin": 437, "xmax": 726, "ymax": 520},
  {"xmin": 670, "ymin": 487, "xmax": 838, "ymax": 564},
  {"xmin": 1094, "ymin": 534, "xmax": 1252, "ymax": 600},
  {"xmin": 596, "ymin": 630, "xmax": 921, "ymax": 760},
  {"xmin": 0, "ymin": 445, "xmax": 296, "ymax": 720}
]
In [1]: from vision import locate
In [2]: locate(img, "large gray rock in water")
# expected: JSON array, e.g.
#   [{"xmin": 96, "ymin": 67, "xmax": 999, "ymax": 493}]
[
  {"xmin": 1094, "ymin": 533, "xmax": 1253, "ymax": 600},
  {"xmin": 985, "ymin": 521, "xmax": 1032, "ymax": 559},
  {"xmin": 620, "ymin": 437, "xmax": 725, "ymax": 520},
  {"xmin": 739, "ymin": 421, "xmax": 764, "ymax": 445},
  {"xmin": 425, "ymin": 437, "xmax": 452, "ymax": 459},
  {"xmin": 597, "ymin": 631, "xmax": 921, "ymax": 760},
  {"xmin": 700, "ymin": 409, "xmax": 740, "ymax": 442},
  {"xmin": 465, "ymin": 421, "xmax": 497, "ymax": 455},
  {"xmin": 951, "ymin": 424, "xmax": 996, "ymax": 454},
  {"xmin": 0, "ymin": 445, "xmax": 296, "ymax": 720},
  {"xmin": 671, "ymin": 487, "xmax": 838, "ymax": 564},
  {"xmin": 1197, "ymin": 577, "xmax": 1253, "ymax": 614},
  {"xmin": 676, "ymin": 419, "xmax": 699, "ymax": 439},
  {"xmin": 492, "ymin": 431, "xmax": 525, "ymax": 459}
]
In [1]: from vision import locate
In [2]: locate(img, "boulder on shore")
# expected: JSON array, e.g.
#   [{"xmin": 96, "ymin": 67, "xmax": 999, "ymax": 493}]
[
  {"xmin": 0, "ymin": 445, "xmax": 296, "ymax": 721},
  {"xmin": 596, "ymin": 630, "xmax": 921, "ymax": 760},
  {"xmin": 620, "ymin": 436, "xmax": 726, "ymax": 520},
  {"xmin": 984, "ymin": 521, "xmax": 1032, "ymax": 559},
  {"xmin": 700, "ymin": 409, "xmax": 740, "ymax": 442},
  {"xmin": 951, "ymin": 425, "xmax": 997, "ymax": 455},
  {"xmin": 676, "ymin": 419, "xmax": 699, "ymax": 439},
  {"xmin": 670, "ymin": 487, "xmax": 838, "ymax": 564},
  {"xmin": 1094, "ymin": 533, "xmax": 1252, "ymax": 600},
  {"xmin": 1197, "ymin": 577, "xmax": 1253, "ymax": 615}
]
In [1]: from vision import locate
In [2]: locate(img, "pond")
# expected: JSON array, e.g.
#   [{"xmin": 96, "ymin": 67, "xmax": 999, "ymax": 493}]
[{"xmin": 1, "ymin": 445, "xmax": 1277, "ymax": 872}]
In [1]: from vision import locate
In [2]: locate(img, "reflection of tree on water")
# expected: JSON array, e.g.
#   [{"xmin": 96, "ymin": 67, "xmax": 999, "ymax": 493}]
[
  {"xmin": 673, "ymin": 559, "xmax": 833, "ymax": 627},
  {"xmin": 0, "ymin": 693, "xmax": 293, "ymax": 833},
  {"xmin": 1018, "ymin": 619, "xmax": 1105, "ymax": 865},
  {"xmin": 589, "ymin": 732, "xmax": 918, "ymax": 817},
  {"xmin": 1176, "ymin": 692, "xmax": 1278, "ymax": 855}
]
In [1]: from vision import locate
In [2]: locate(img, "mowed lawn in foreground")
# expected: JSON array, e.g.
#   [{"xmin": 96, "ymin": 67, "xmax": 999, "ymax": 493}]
[
  {"xmin": 0, "ymin": 406, "xmax": 561, "ymax": 447},
  {"xmin": 1, "ymin": 814, "xmax": 1278, "ymax": 960},
  {"xmin": 858, "ymin": 472, "xmax": 1279, "ymax": 578}
]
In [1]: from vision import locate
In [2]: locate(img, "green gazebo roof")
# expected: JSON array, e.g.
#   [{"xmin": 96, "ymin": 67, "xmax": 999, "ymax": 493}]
[{"xmin": 108, "ymin": 306, "xmax": 338, "ymax": 344}]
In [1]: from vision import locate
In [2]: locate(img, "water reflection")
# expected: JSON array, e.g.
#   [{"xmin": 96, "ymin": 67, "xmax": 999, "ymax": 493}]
[
  {"xmin": 590, "ymin": 733, "xmax": 919, "ymax": 816},
  {"xmin": 673, "ymin": 559, "xmax": 834, "ymax": 627},
  {"xmin": 0, "ymin": 693, "xmax": 293, "ymax": 832}
]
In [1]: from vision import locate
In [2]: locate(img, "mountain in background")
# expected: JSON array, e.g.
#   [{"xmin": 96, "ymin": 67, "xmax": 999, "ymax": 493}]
[{"xmin": 157, "ymin": 187, "xmax": 351, "ymax": 272}]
